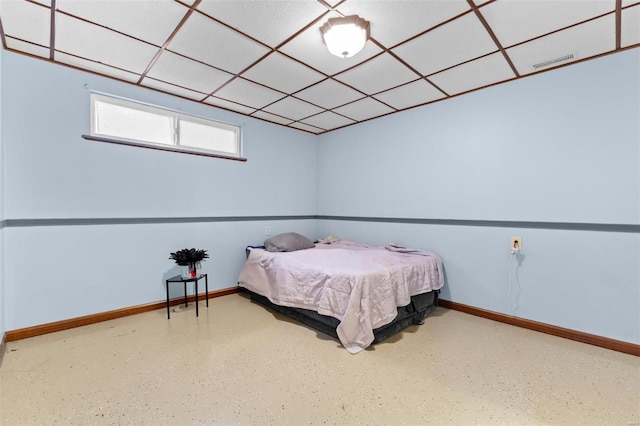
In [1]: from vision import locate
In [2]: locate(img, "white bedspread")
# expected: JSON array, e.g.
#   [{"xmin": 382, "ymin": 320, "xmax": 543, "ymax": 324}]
[{"xmin": 237, "ymin": 241, "xmax": 444, "ymax": 354}]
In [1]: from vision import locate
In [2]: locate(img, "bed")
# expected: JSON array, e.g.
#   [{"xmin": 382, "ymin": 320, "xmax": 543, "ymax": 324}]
[{"xmin": 237, "ymin": 236, "xmax": 444, "ymax": 354}]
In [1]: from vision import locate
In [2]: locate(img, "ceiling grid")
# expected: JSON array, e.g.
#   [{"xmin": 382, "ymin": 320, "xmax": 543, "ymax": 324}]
[
  {"xmin": 0, "ymin": 0, "xmax": 637, "ymax": 134},
  {"xmin": 47, "ymin": 0, "xmax": 54, "ymax": 59}
]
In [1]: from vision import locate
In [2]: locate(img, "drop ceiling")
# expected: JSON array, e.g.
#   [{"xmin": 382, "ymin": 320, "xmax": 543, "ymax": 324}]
[{"xmin": 1, "ymin": 0, "xmax": 638, "ymax": 134}]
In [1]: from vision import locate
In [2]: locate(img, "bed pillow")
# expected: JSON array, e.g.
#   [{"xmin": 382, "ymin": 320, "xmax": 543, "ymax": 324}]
[{"xmin": 264, "ymin": 232, "xmax": 315, "ymax": 252}]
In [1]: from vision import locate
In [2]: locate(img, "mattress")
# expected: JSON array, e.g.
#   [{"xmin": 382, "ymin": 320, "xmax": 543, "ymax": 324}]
[
  {"xmin": 237, "ymin": 240, "xmax": 444, "ymax": 353},
  {"xmin": 246, "ymin": 289, "xmax": 439, "ymax": 345}
]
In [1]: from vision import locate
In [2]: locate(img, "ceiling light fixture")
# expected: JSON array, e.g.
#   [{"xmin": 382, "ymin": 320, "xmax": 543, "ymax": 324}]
[{"xmin": 320, "ymin": 15, "xmax": 370, "ymax": 59}]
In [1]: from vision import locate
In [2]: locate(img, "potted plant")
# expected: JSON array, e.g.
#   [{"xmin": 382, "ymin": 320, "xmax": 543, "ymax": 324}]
[{"xmin": 169, "ymin": 248, "xmax": 209, "ymax": 279}]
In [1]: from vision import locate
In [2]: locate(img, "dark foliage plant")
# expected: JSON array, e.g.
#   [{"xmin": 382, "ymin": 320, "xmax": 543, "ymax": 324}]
[{"xmin": 169, "ymin": 248, "xmax": 209, "ymax": 266}]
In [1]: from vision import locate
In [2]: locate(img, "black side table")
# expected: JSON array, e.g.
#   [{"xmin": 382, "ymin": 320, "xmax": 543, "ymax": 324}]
[{"xmin": 165, "ymin": 273, "xmax": 208, "ymax": 319}]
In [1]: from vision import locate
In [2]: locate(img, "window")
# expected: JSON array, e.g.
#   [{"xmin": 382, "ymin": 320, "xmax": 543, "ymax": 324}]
[{"xmin": 88, "ymin": 93, "xmax": 243, "ymax": 160}]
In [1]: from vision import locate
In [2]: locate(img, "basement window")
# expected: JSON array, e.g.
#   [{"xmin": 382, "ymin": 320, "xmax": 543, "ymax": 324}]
[{"xmin": 85, "ymin": 93, "xmax": 244, "ymax": 161}]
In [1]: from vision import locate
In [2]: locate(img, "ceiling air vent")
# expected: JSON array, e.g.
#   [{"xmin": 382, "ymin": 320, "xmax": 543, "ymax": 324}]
[{"xmin": 532, "ymin": 53, "xmax": 575, "ymax": 70}]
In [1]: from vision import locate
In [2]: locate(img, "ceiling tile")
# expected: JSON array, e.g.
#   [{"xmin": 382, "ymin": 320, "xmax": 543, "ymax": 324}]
[
  {"xmin": 141, "ymin": 78, "xmax": 208, "ymax": 101},
  {"xmin": 621, "ymin": 5, "xmax": 640, "ymax": 47},
  {"xmin": 621, "ymin": 0, "xmax": 640, "ymax": 5},
  {"xmin": 335, "ymin": 0, "xmax": 470, "ymax": 48},
  {"xmin": 145, "ymin": 51, "xmax": 233, "ymax": 94},
  {"xmin": 392, "ymin": 12, "xmax": 498, "ymax": 76},
  {"xmin": 294, "ymin": 79, "xmax": 364, "ymax": 109},
  {"xmin": 56, "ymin": 52, "xmax": 140, "ymax": 83},
  {"xmin": 334, "ymin": 53, "xmax": 419, "ymax": 95},
  {"xmin": 251, "ymin": 111, "xmax": 294, "ymax": 126},
  {"xmin": 204, "ymin": 97, "xmax": 256, "ymax": 115},
  {"xmin": 373, "ymin": 79, "xmax": 445, "ymax": 110},
  {"xmin": 481, "ymin": 0, "xmax": 615, "ymax": 48},
  {"xmin": 301, "ymin": 111, "xmax": 355, "ymax": 130},
  {"xmin": 56, "ymin": 0, "xmax": 187, "ymax": 46},
  {"xmin": 288, "ymin": 122, "xmax": 324, "ymax": 134},
  {"xmin": 262, "ymin": 96, "xmax": 324, "ymax": 121},
  {"xmin": 332, "ymin": 97, "xmax": 395, "ymax": 122},
  {"xmin": 279, "ymin": 11, "xmax": 383, "ymax": 76},
  {"xmin": 507, "ymin": 15, "xmax": 616, "ymax": 75},
  {"xmin": 55, "ymin": 14, "xmax": 159, "ymax": 74},
  {"xmin": 197, "ymin": 0, "xmax": 328, "ymax": 48},
  {"xmin": 242, "ymin": 52, "xmax": 325, "ymax": 93},
  {"xmin": 214, "ymin": 78, "xmax": 286, "ymax": 109},
  {"xmin": 167, "ymin": 10, "xmax": 271, "ymax": 74},
  {"xmin": 5, "ymin": 38, "xmax": 49, "ymax": 58},
  {"xmin": 0, "ymin": 0, "xmax": 50, "ymax": 46},
  {"xmin": 430, "ymin": 52, "xmax": 516, "ymax": 95}
]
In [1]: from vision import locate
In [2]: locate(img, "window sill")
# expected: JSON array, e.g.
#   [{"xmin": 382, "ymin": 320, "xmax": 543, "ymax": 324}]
[{"xmin": 82, "ymin": 135, "xmax": 247, "ymax": 162}]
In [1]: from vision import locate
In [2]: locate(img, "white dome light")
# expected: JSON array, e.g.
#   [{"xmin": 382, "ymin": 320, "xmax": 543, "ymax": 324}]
[{"xmin": 320, "ymin": 15, "xmax": 370, "ymax": 59}]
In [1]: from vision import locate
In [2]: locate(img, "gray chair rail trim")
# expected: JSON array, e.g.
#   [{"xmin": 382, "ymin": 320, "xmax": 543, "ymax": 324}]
[
  {"xmin": 2, "ymin": 215, "xmax": 637, "ymax": 233},
  {"xmin": 316, "ymin": 215, "xmax": 639, "ymax": 233},
  {"xmin": 4, "ymin": 216, "xmax": 316, "ymax": 227}
]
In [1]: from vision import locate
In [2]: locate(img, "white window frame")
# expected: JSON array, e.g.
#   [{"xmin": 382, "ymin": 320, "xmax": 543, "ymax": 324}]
[{"xmin": 86, "ymin": 92, "xmax": 244, "ymax": 161}]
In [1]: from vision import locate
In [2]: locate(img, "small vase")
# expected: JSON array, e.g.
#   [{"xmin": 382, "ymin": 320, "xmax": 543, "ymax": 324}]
[{"xmin": 180, "ymin": 263, "xmax": 199, "ymax": 279}]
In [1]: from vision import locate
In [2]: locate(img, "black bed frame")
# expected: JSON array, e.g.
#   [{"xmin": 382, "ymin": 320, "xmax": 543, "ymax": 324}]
[{"xmin": 245, "ymin": 289, "xmax": 439, "ymax": 344}]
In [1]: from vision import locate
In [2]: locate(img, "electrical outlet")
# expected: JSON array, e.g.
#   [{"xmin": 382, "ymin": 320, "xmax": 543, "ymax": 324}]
[
  {"xmin": 265, "ymin": 226, "xmax": 271, "ymax": 236},
  {"xmin": 510, "ymin": 236, "xmax": 522, "ymax": 251}
]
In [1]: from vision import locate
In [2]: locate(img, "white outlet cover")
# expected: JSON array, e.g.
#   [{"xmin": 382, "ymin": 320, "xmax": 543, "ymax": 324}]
[{"xmin": 511, "ymin": 236, "xmax": 522, "ymax": 250}]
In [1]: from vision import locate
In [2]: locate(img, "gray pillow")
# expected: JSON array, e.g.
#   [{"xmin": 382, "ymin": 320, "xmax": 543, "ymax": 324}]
[{"xmin": 264, "ymin": 232, "xmax": 315, "ymax": 252}]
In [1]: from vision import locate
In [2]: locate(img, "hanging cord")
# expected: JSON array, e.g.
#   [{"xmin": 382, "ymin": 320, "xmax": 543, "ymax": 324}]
[
  {"xmin": 507, "ymin": 251, "xmax": 515, "ymax": 314},
  {"xmin": 507, "ymin": 248, "xmax": 522, "ymax": 315}
]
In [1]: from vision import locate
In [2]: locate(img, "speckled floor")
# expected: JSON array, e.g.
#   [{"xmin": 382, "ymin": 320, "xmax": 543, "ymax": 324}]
[{"xmin": 1, "ymin": 293, "xmax": 638, "ymax": 425}]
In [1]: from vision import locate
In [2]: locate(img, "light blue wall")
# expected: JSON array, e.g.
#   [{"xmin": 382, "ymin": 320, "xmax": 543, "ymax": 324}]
[
  {"xmin": 318, "ymin": 50, "xmax": 639, "ymax": 223},
  {"xmin": 2, "ymin": 52, "xmax": 317, "ymax": 330},
  {"xmin": 3, "ymin": 54, "xmax": 316, "ymax": 219},
  {"xmin": 316, "ymin": 49, "xmax": 640, "ymax": 344}
]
